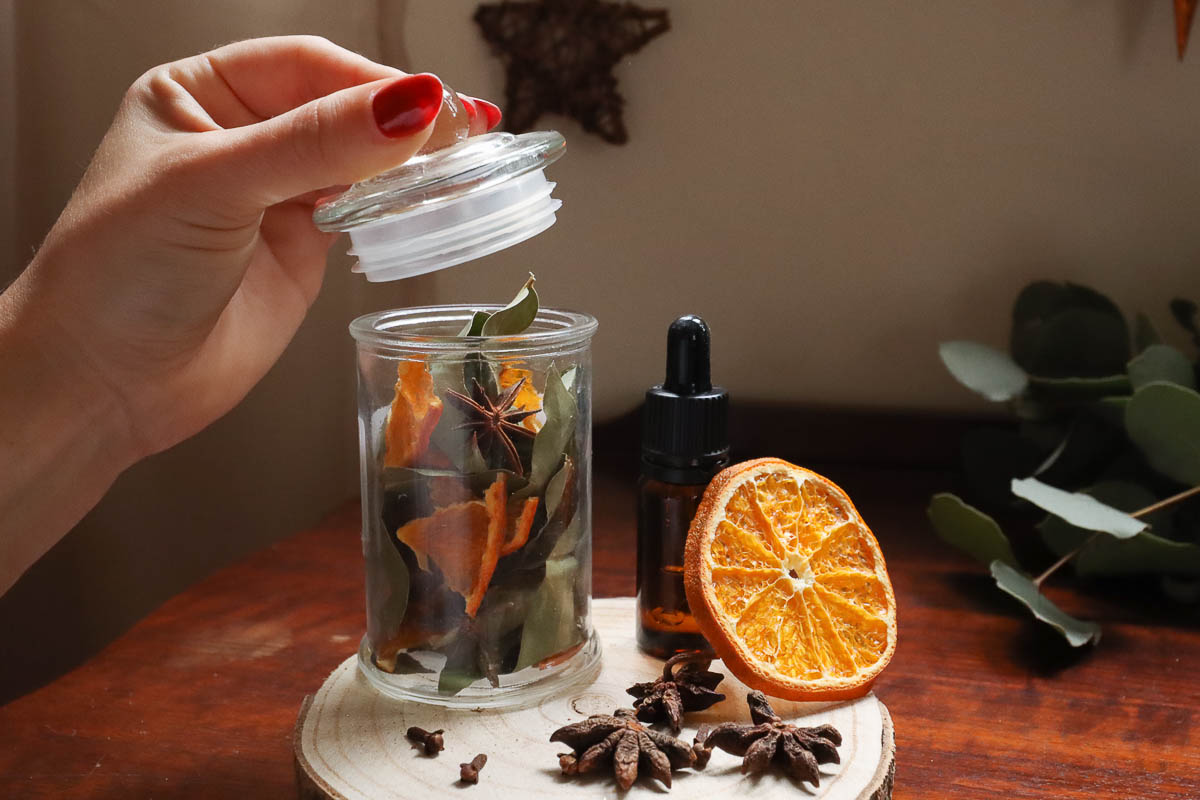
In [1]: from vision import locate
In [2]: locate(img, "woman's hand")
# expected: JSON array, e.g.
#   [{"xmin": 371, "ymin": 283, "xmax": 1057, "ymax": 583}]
[{"xmin": 0, "ymin": 36, "xmax": 500, "ymax": 593}]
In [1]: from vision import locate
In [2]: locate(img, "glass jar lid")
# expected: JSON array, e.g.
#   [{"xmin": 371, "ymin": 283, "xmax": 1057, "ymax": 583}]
[{"xmin": 313, "ymin": 131, "xmax": 565, "ymax": 282}]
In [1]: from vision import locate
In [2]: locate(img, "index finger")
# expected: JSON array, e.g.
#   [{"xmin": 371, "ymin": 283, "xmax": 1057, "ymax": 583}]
[{"xmin": 170, "ymin": 35, "xmax": 404, "ymax": 126}]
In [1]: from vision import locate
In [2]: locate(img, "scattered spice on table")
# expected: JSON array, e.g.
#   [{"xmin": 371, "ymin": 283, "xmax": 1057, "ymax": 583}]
[
  {"xmin": 406, "ymin": 726, "xmax": 445, "ymax": 756},
  {"xmin": 625, "ymin": 650, "xmax": 726, "ymax": 732},
  {"xmin": 459, "ymin": 753, "xmax": 488, "ymax": 784},
  {"xmin": 551, "ymin": 708, "xmax": 696, "ymax": 790},
  {"xmin": 693, "ymin": 691, "xmax": 841, "ymax": 786}
]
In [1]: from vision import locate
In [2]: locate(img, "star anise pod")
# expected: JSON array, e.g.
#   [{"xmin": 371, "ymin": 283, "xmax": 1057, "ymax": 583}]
[
  {"xmin": 445, "ymin": 377, "xmax": 540, "ymax": 476},
  {"xmin": 693, "ymin": 691, "xmax": 841, "ymax": 786},
  {"xmin": 626, "ymin": 650, "xmax": 726, "ymax": 732},
  {"xmin": 550, "ymin": 708, "xmax": 696, "ymax": 790}
]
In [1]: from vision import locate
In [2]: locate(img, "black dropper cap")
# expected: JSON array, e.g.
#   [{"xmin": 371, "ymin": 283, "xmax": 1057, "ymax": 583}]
[{"xmin": 641, "ymin": 316, "xmax": 730, "ymax": 484}]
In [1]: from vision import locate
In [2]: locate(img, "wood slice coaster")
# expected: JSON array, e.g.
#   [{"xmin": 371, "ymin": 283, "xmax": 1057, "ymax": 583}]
[{"xmin": 295, "ymin": 597, "xmax": 895, "ymax": 799}]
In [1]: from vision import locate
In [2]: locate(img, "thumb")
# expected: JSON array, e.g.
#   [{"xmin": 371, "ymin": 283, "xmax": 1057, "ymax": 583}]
[{"xmin": 213, "ymin": 73, "xmax": 445, "ymax": 209}]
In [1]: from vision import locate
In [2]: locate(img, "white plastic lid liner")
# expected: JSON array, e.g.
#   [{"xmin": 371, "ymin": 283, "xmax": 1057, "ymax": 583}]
[{"xmin": 348, "ymin": 171, "xmax": 561, "ymax": 282}]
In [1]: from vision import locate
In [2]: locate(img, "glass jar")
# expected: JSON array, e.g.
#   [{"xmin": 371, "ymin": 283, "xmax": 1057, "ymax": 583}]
[{"xmin": 351, "ymin": 306, "xmax": 600, "ymax": 707}]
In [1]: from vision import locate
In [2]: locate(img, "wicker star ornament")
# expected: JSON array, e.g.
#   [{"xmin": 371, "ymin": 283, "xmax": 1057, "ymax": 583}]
[{"xmin": 474, "ymin": 0, "xmax": 670, "ymax": 144}]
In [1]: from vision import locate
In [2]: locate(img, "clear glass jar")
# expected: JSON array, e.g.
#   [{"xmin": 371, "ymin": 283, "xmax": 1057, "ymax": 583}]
[{"xmin": 351, "ymin": 306, "xmax": 600, "ymax": 707}]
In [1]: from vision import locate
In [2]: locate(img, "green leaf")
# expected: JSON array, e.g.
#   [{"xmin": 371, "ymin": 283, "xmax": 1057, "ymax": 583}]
[
  {"xmin": 481, "ymin": 273, "xmax": 539, "ymax": 336},
  {"xmin": 1169, "ymin": 298, "xmax": 1200, "ymax": 349},
  {"xmin": 1127, "ymin": 344, "xmax": 1196, "ymax": 390},
  {"xmin": 1010, "ymin": 282, "xmax": 1131, "ymax": 379},
  {"xmin": 927, "ymin": 493, "xmax": 1019, "ymax": 568},
  {"xmin": 458, "ymin": 310, "xmax": 491, "ymax": 337},
  {"xmin": 1011, "ymin": 477, "xmax": 1147, "ymax": 539},
  {"xmin": 938, "ymin": 341, "xmax": 1029, "ymax": 402},
  {"xmin": 990, "ymin": 561, "xmax": 1102, "ymax": 647},
  {"xmin": 515, "ymin": 556, "xmax": 583, "ymax": 670},
  {"xmin": 1125, "ymin": 381, "xmax": 1200, "ymax": 485},
  {"xmin": 549, "ymin": 516, "xmax": 583, "ymax": 561},
  {"xmin": 518, "ymin": 365, "xmax": 578, "ymax": 499},
  {"xmin": 438, "ymin": 633, "xmax": 483, "ymax": 695},
  {"xmin": 1092, "ymin": 396, "xmax": 1129, "ymax": 428},
  {"xmin": 364, "ymin": 524, "xmax": 410, "ymax": 653},
  {"xmin": 1134, "ymin": 312, "xmax": 1162, "ymax": 352},
  {"xmin": 1027, "ymin": 373, "xmax": 1131, "ymax": 401}
]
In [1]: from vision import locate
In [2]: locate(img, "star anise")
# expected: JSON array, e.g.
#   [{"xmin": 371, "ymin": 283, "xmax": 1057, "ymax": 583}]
[
  {"xmin": 626, "ymin": 651, "xmax": 726, "ymax": 732},
  {"xmin": 445, "ymin": 377, "xmax": 540, "ymax": 476},
  {"xmin": 693, "ymin": 691, "xmax": 842, "ymax": 786},
  {"xmin": 550, "ymin": 708, "xmax": 696, "ymax": 790}
]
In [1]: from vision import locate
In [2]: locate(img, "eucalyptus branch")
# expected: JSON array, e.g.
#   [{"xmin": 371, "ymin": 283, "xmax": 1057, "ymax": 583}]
[{"xmin": 1033, "ymin": 483, "xmax": 1200, "ymax": 587}]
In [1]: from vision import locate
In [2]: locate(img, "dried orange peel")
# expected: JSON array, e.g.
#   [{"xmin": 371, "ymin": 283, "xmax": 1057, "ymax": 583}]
[
  {"xmin": 501, "ymin": 497, "xmax": 540, "ymax": 556},
  {"xmin": 684, "ymin": 458, "xmax": 897, "ymax": 701},
  {"xmin": 383, "ymin": 360, "xmax": 443, "ymax": 468},
  {"xmin": 498, "ymin": 364, "xmax": 543, "ymax": 433},
  {"xmin": 395, "ymin": 474, "xmax": 508, "ymax": 616}
]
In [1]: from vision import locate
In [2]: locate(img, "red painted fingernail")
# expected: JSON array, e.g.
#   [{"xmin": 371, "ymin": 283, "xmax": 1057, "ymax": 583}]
[
  {"xmin": 474, "ymin": 98, "xmax": 503, "ymax": 130},
  {"xmin": 372, "ymin": 73, "xmax": 443, "ymax": 138},
  {"xmin": 460, "ymin": 96, "xmax": 478, "ymax": 121}
]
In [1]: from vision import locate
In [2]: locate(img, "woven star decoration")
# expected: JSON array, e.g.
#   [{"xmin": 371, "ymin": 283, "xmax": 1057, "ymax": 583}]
[{"xmin": 474, "ymin": 0, "xmax": 670, "ymax": 144}]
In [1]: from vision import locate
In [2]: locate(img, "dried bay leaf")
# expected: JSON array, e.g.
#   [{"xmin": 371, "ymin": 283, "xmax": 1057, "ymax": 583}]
[
  {"xmin": 515, "ymin": 556, "xmax": 582, "ymax": 671},
  {"xmin": 481, "ymin": 273, "xmax": 538, "ymax": 336},
  {"xmin": 459, "ymin": 310, "xmax": 491, "ymax": 337},
  {"xmin": 990, "ymin": 561, "xmax": 1102, "ymax": 647},
  {"xmin": 927, "ymin": 493, "xmax": 1019, "ymax": 569}
]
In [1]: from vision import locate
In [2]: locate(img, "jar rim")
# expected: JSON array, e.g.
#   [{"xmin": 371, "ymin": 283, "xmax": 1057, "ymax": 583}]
[{"xmin": 349, "ymin": 305, "xmax": 598, "ymax": 355}]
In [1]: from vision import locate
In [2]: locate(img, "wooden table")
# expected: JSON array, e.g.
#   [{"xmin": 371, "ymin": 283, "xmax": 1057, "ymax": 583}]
[{"xmin": 2, "ymin": 463, "xmax": 1198, "ymax": 798}]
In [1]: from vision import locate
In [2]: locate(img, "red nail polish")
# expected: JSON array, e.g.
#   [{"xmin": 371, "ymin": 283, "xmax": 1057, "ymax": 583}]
[
  {"xmin": 373, "ymin": 74, "xmax": 444, "ymax": 138},
  {"xmin": 474, "ymin": 98, "xmax": 503, "ymax": 130},
  {"xmin": 460, "ymin": 96, "xmax": 478, "ymax": 121}
]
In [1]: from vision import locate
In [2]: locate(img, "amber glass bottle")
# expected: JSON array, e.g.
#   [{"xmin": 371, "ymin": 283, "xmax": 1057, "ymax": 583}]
[{"xmin": 637, "ymin": 316, "xmax": 729, "ymax": 658}]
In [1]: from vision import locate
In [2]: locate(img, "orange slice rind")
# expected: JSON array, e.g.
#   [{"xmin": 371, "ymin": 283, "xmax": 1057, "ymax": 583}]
[
  {"xmin": 501, "ymin": 496, "xmax": 540, "ymax": 556},
  {"xmin": 395, "ymin": 473, "xmax": 508, "ymax": 617},
  {"xmin": 384, "ymin": 360, "xmax": 443, "ymax": 468},
  {"xmin": 498, "ymin": 364, "xmax": 543, "ymax": 433},
  {"xmin": 684, "ymin": 458, "xmax": 897, "ymax": 701}
]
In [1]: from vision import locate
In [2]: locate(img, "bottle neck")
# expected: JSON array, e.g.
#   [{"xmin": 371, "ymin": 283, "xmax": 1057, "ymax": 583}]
[{"xmin": 640, "ymin": 453, "xmax": 730, "ymax": 486}]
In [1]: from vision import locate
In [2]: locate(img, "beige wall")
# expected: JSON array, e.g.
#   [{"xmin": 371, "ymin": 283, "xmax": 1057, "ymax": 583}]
[
  {"xmin": 408, "ymin": 1, "xmax": 1200, "ymax": 416},
  {"xmin": 3, "ymin": 1, "xmax": 1199, "ymax": 697}
]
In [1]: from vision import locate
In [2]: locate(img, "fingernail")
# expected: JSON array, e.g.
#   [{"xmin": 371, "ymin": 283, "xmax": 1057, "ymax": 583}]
[
  {"xmin": 460, "ymin": 96, "xmax": 478, "ymax": 122},
  {"xmin": 373, "ymin": 73, "xmax": 444, "ymax": 138},
  {"xmin": 474, "ymin": 98, "xmax": 503, "ymax": 130}
]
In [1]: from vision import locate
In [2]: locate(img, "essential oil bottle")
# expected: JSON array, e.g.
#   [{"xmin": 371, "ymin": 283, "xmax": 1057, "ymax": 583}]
[{"xmin": 637, "ymin": 315, "xmax": 730, "ymax": 658}]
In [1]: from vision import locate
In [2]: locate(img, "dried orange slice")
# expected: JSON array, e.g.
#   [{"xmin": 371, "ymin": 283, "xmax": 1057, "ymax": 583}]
[
  {"xmin": 501, "ymin": 497, "xmax": 540, "ymax": 556},
  {"xmin": 383, "ymin": 360, "xmax": 443, "ymax": 468},
  {"xmin": 684, "ymin": 458, "xmax": 897, "ymax": 701},
  {"xmin": 395, "ymin": 474, "xmax": 508, "ymax": 616},
  {"xmin": 498, "ymin": 364, "xmax": 542, "ymax": 433}
]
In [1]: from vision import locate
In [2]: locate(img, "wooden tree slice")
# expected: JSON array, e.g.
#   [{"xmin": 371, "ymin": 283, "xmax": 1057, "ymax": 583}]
[{"xmin": 295, "ymin": 598, "xmax": 894, "ymax": 799}]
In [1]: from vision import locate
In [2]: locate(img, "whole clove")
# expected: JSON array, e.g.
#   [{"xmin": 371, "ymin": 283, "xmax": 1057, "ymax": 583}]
[
  {"xmin": 406, "ymin": 726, "xmax": 445, "ymax": 756},
  {"xmin": 459, "ymin": 753, "xmax": 488, "ymax": 784}
]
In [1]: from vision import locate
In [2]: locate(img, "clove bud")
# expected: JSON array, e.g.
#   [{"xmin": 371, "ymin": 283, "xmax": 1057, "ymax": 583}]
[
  {"xmin": 459, "ymin": 753, "xmax": 488, "ymax": 784},
  {"xmin": 405, "ymin": 726, "xmax": 445, "ymax": 756}
]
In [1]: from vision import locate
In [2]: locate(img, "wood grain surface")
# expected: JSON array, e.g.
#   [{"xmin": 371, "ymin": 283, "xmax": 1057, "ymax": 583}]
[
  {"xmin": 1, "ymin": 463, "xmax": 1199, "ymax": 798},
  {"xmin": 293, "ymin": 600, "xmax": 893, "ymax": 800}
]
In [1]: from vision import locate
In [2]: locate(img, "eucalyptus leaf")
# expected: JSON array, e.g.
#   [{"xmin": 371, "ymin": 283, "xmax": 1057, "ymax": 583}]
[
  {"xmin": 1125, "ymin": 381, "xmax": 1200, "ymax": 485},
  {"xmin": 1027, "ymin": 373, "xmax": 1131, "ymax": 401},
  {"xmin": 1134, "ymin": 312, "xmax": 1162, "ymax": 352},
  {"xmin": 1039, "ymin": 482, "xmax": 1200, "ymax": 578},
  {"xmin": 481, "ymin": 273, "xmax": 539, "ymax": 336},
  {"xmin": 515, "ymin": 556, "xmax": 582, "ymax": 670},
  {"xmin": 458, "ymin": 310, "xmax": 491, "ymax": 337},
  {"xmin": 927, "ymin": 493, "xmax": 1019, "ymax": 568},
  {"xmin": 1169, "ymin": 298, "xmax": 1200, "ymax": 348},
  {"xmin": 1010, "ymin": 477, "xmax": 1147, "ymax": 539},
  {"xmin": 938, "ymin": 341, "xmax": 1029, "ymax": 402},
  {"xmin": 1010, "ymin": 282, "xmax": 1130, "ymax": 379},
  {"xmin": 1127, "ymin": 344, "xmax": 1196, "ymax": 390},
  {"xmin": 990, "ymin": 561, "xmax": 1102, "ymax": 647}
]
